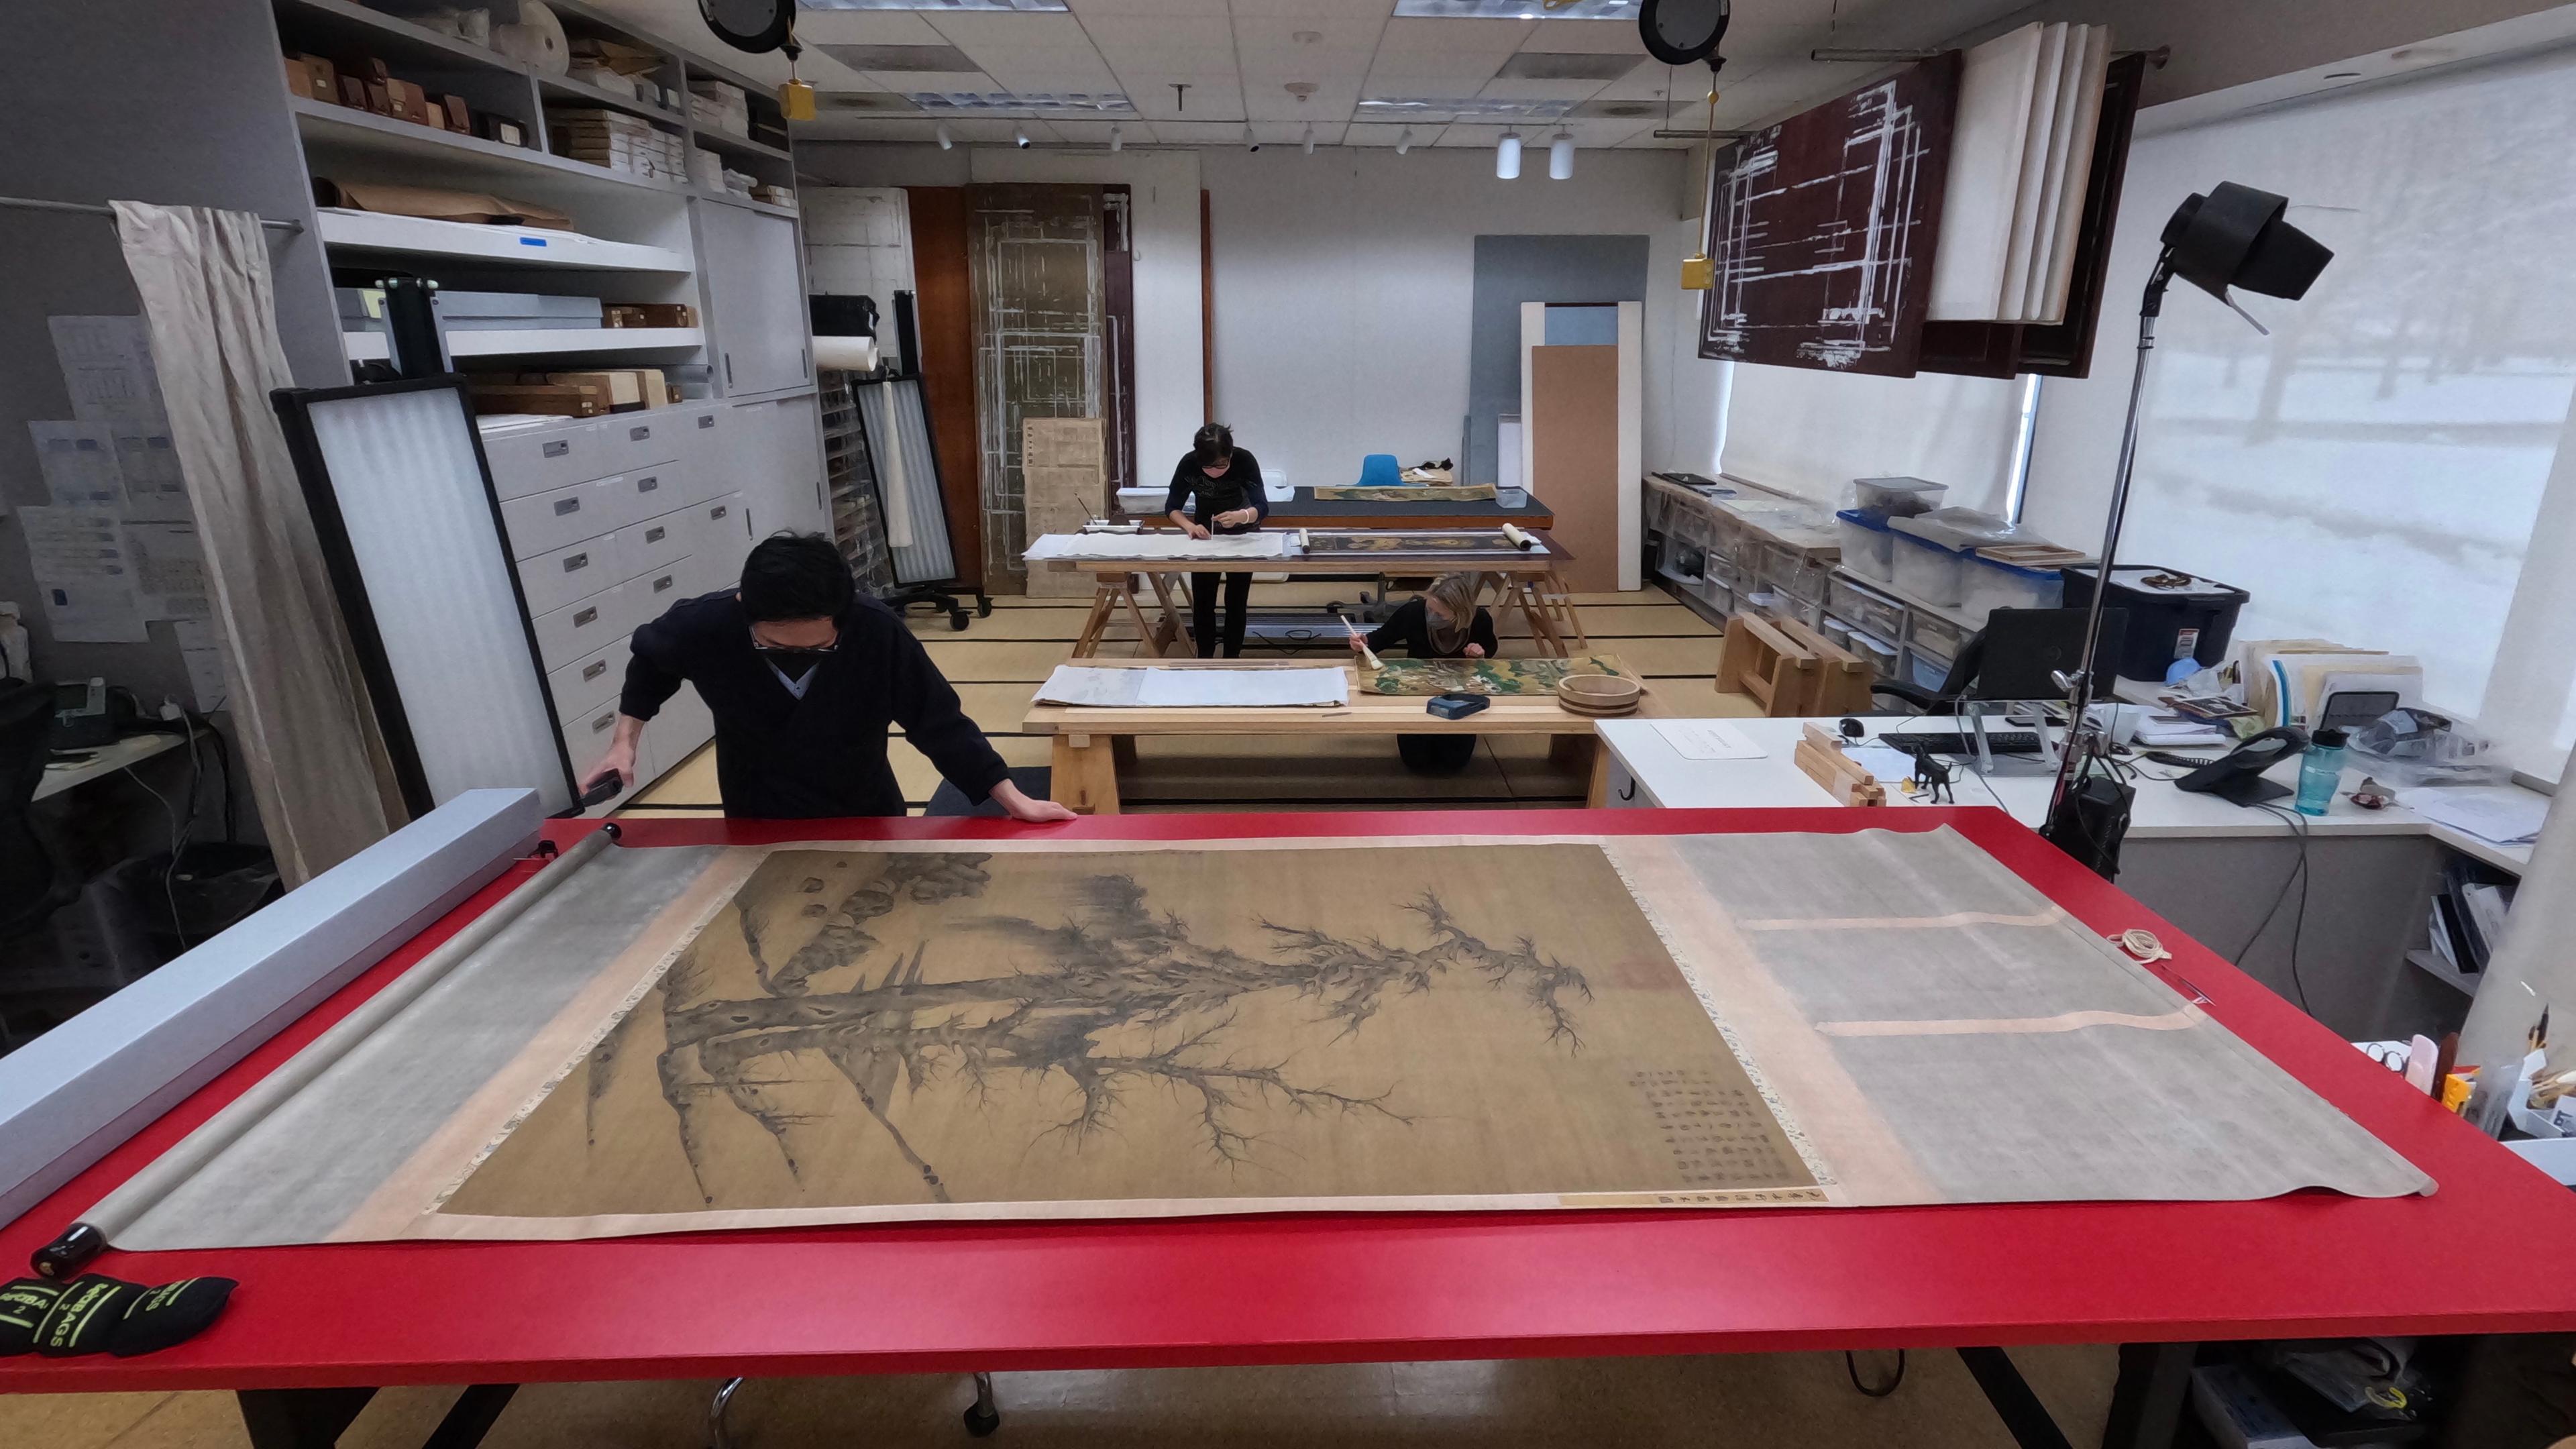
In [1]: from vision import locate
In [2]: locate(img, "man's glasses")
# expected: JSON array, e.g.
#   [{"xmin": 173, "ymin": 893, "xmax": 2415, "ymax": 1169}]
[{"xmin": 749, "ymin": 629, "xmax": 839, "ymax": 656}]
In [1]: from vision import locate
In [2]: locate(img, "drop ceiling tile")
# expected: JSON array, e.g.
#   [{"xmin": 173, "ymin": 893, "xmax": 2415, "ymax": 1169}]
[
  {"xmin": 921, "ymin": 11, "xmax": 1094, "ymax": 48},
  {"xmin": 890, "ymin": 70, "xmax": 1006, "ymax": 96},
  {"xmin": 1364, "ymin": 56, "xmax": 1513, "ymax": 87},
  {"xmin": 1077, "ymin": 13, "xmax": 1239, "ymax": 50},
  {"xmin": 1341, "ymin": 121, "xmax": 1413, "ymax": 147},
  {"xmin": 791, "ymin": 11, "xmax": 949, "ymax": 44},
  {"xmin": 1046, "ymin": 117, "xmax": 1126, "ymax": 143},
  {"xmin": 1228, "ymin": 15, "xmax": 1383, "ymax": 58},
  {"xmin": 1154, "ymin": 120, "xmax": 1251, "ymax": 142},
  {"xmin": 1373, "ymin": 16, "xmax": 1533, "ymax": 53},
  {"xmin": 1117, "ymin": 74, "xmax": 1247, "ymax": 118},
  {"xmin": 965, "ymin": 49, "xmax": 1124, "ymax": 86},
  {"xmin": 1227, "ymin": 0, "xmax": 1399, "ymax": 17},
  {"xmin": 1592, "ymin": 57, "xmax": 1682, "ymax": 98},
  {"xmin": 1065, "ymin": 0, "xmax": 1234, "ymax": 15},
  {"xmin": 1515, "ymin": 20, "xmax": 1649, "ymax": 53},
  {"xmin": 1476, "ymin": 76, "xmax": 1611, "ymax": 99}
]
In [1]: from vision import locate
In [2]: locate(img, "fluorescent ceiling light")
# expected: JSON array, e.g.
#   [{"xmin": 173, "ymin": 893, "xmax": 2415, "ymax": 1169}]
[
  {"xmin": 910, "ymin": 91, "xmax": 1136, "ymax": 115},
  {"xmin": 1357, "ymin": 97, "xmax": 1578, "ymax": 121},
  {"xmin": 1393, "ymin": 0, "xmax": 1635, "ymax": 17}
]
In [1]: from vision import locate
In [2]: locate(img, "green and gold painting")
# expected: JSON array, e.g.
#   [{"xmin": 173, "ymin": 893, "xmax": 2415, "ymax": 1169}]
[
  {"xmin": 1360, "ymin": 655, "xmax": 1635, "ymax": 696},
  {"xmin": 1301, "ymin": 529, "xmax": 1525, "ymax": 556},
  {"xmin": 1308, "ymin": 484, "xmax": 1499, "ymax": 503}
]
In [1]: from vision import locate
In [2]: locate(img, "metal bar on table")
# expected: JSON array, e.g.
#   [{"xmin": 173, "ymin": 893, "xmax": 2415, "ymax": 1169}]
[
  {"xmin": 0, "ymin": 193, "xmax": 305, "ymax": 233},
  {"xmin": 1957, "ymin": 1348, "xmax": 2077, "ymax": 1449},
  {"xmin": 32, "ymin": 826, "xmax": 623, "ymax": 1277}
]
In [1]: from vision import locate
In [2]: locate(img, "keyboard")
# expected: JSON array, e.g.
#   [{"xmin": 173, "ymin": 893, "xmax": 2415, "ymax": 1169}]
[{"xmin": 1878, "ymin": 730, "xmax": 2044, "ymax": 757}]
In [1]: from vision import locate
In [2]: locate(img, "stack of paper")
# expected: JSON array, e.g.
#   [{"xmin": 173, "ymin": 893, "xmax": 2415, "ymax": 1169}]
[
  {"xmin": 1024, "ymin": 532, "xmax": 1290, "ymax": 564},
  {"xmin": 1927, "ymin": 21, "xmax": 2114, "ymax": 325},
  {"xmin": 1035, "ymin": 665, "xmax": 1348, "ymax": 709},
  {"xmin": 2402, "ymin": 786, "xmax": 2548, "ymax": 848}
]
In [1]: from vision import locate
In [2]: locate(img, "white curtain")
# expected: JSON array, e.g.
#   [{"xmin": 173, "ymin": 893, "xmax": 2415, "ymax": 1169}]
[{"xmin": 113, "ymin": 202, "xmax": 402, "ymax": 884}]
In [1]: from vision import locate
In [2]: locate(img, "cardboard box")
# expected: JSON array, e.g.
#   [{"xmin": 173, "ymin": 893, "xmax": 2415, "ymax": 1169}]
[
  {"xmin": 1024, "ymin": 417, "xmax": 1106, "ymax": 472},
  {"xmin": 336, "ymin": 75, "xmax": 370, "ymax": 111},
  {"xmin": 602, "ymin": 305, "xmax": 649, "ymax": 329},
  {"xmin": 283, "ymin": 53, "xmax": 338, "ymax": 103},
  {"xmin": 538, "ymin": 370, "xmax": 645, "ymax": 411},
  {"xmin": 436, "ymin": 94, "xmax": 471, "ymax": 131},
  {"xmin": 468, "ymin": 382, "xmax": 606, "ymax": 418},
  {"xmin": 474, "ymin": 114, "xmax": 526, "ymax": 148},
  {"xmin": 364, "ymin": 79, "xmax": 394, "ymax": 117},
  {"xmin": 388, "ymin": 79, "xmax": 431, "ymax": 124}
]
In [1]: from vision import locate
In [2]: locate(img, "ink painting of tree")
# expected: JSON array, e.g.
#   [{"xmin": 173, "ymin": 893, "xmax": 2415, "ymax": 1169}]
[{"xmin": 439, "ymin": 843, "xmax": 1815, "ymax": 1228}]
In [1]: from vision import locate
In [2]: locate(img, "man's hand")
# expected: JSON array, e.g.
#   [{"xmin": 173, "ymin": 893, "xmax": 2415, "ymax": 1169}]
[
  {"xmin": 580, "ymin": 741, "xmax": 636, "ymax": 798},
  {"xmin": 991, "ymin": 779, "xmax": 1078, "ymax": 823},
  {"xmin": 1464, "ymin": 643, "xmax": 1487, "ymax": 659}
]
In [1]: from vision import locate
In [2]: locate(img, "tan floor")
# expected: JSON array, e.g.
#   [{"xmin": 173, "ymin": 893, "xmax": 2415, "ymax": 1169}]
[
  {"xmin": 8, "ymin": 1344, "xmax": 2118, "ymax": 1448},
  {"xmin": 626, "ymin": 584, "xmax": 1760, "ymax": 816}
]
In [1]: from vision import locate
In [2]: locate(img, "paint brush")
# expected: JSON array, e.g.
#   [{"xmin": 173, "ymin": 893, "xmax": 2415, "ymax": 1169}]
[{"xmin": 1340, "ymin": 613, "xmax": 1383, "ymax": 671}]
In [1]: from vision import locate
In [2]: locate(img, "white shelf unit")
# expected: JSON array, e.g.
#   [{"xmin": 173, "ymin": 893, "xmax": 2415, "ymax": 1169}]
[
  {"xmin": 263, "ymin": 0, "xmax": 824, "ymax": 802},
  {"xmin": 315, "ymin": 207, "xmax": 690, "ymax": 270},
  {"xmin": 341, "ymin": 326, "xmax": 704, "ymax": 363}
]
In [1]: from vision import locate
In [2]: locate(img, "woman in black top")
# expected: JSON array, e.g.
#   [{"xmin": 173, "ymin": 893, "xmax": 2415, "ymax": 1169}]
[
  {"xmin": 1163, "ymin": 423, "xmax": 1268, "ymax": 657},
  {"xmin": 1351, "ymin": 574, "xmax": 1499, "ymax": 775}
]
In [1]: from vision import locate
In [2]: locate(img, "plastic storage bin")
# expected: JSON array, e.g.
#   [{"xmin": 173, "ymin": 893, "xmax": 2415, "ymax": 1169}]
[
  {"xmin": 2061, "ymin": 564, "xmax": 2250, "ymax": 682},
  {"xmin": 1835, "ymin": 510, "xmax": 1895, "ymax": 582},
  {"xmin": 1851, "ymin": 476, "xmax": 1947, "ymax": 518},
  {"xmin": 1959, "ymin": 553, "xmax": 2065, "ymax": 626},
  {"xmin": 1846, "ymin": 631, "xmax": 1899, "ymax": 678},
  {"xmin": 1902, "ymin": 646, "xmax": 1954, "ymax": 692},
  {"xmin": 1825, "ymin": 574, "xmax": 1905, "ymax": 645},
  {"xmin": 1888, "ymin": 527, "xmax": 1968, "ymax": 604},
  {"xmin": 1909, "ymin": 610, "xmax": 1966, "ymax": 663}
]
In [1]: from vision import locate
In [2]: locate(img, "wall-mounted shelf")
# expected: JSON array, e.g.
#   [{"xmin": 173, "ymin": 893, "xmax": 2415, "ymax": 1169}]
[
  {"xmin": 292, "ymin": 97, "xmax": 684, "ymax": 199},
  {"xmin": 315, "ymin": 208, "xmax": 690, "ymax": 271},
  {"xmin": 2406, "ymin": 949, "xmax": 2479, "ymax": 996},
  {"xmin": 341, "ymin": 326, "xmax": 704, "ymax": 362},
  {"xmin": 690, "ymin": 127, "xmax": 791, "ymax": 164}
]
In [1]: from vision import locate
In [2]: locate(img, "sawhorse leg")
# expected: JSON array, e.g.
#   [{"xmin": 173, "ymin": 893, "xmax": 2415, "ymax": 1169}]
[
  {"xmin": 1515, "ymin": 580, "xmax": 1570, "ymax": 657},
  {"xmin": 239, "ymin": 1384, "xmax": 517, "ymax": 1449},
  {"xmin": 1540, "ymin": 570, "xmax": 1589, "ymax": 649},
  {"xmin": 1050, "ymin": 733, "xmax": 1123, "ymax": 814},
  {"xmin": 1954, "ymin": 1342, "xmax": 2194, "ymax": 1449},
  {"xmin": 1144, "ymin": 571, "xmax": 1195, "ymax": 656},
  {"xmin": 1072, "ymin": 582, "xmax": 1118, "ymax": 658},
  {"xmin": 1119, "ymin": 578, "xmax": 1165, "ymax": 659}
]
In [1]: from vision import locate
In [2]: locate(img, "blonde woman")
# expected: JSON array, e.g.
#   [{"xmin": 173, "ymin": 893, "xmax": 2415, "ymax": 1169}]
[{"xmin": 1350, "ymin": 574, "xmax": 1499, "ymax": 774}]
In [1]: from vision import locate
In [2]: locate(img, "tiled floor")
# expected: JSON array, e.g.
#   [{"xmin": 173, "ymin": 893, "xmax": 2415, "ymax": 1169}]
[
  {"xmin": 11, "ymin": 583, "xmax": 2106, "ymax": 1448},
  {"xmin": 9, "ymin": 1344, "xmax": 2119, "ymax": 1447},
  {"xmin": 624, "ymin": 583, "xmax": 1757, "ymax": 816}
]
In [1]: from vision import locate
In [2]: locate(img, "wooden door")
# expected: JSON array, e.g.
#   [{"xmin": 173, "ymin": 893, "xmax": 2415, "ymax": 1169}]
[{"xmin": 1529, "ymin": 345, "xmax": 1621, "ymax": 593}]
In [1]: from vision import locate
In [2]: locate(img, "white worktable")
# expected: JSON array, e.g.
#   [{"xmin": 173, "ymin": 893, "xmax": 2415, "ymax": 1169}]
[
  {"xmin": 34, "ymin": 733, "xmax": 183, "ymax": 802},
  {"xmin": 1595, "ymin": 716, "xmax": 2537, "ymax": 875}
]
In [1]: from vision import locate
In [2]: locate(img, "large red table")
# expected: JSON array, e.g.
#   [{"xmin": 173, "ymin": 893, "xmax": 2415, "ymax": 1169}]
[{"xmin": 6, "ymin": 808, "xmax": 2573, "ymax": 1449}]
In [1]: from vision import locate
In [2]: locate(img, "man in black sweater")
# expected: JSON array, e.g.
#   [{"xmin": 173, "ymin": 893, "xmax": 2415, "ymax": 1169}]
[{"xmin": 582, "ymin": 533, "xmax": 1074, "ymax": 821}]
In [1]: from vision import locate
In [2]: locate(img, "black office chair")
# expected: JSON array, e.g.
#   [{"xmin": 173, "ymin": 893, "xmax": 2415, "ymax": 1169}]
[
  {"xmin": 0, "ymin": 679, "xmax": 75, "ymax": 938},
  {"xmin": 1870, "ymin": 607, "xmax": 2130, "ymax": 714}
]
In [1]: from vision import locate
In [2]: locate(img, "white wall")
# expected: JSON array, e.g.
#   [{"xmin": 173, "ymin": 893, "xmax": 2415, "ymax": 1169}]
[
  {"xmin": 1196, "ymin": 146, "xmax": 1715, "ymax": 493},
  {"xmin": 798, "ymin": 145, "xmax": 1205, "ymax": 478},
  {"xmin": 802, "ymin": 186, "xmax": 915, "ymax": 310},
  {"xmin": 2022, "ymin": 44, "xmax": 2576, "ymax": 777}
]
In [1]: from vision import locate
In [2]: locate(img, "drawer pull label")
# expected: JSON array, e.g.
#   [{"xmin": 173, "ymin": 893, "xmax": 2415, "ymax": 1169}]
[
  {"xmin": 637, "ymin": 476, "xmax": 658, "ymax": 492},
  {"xmin": 630, "ymin": 425, "xmax": 650, "ymax": 441},
  {"xmin": 564, "ymin": 552, "xmax": 588, "ymax": 572},
  {"xmin": 653, "ymin": 574, "xmax": 676, "ymax": 592},
  {"xmin": 574, "ymin": 607, "xmax": 598, "ymax": 627},
  {"xmin": 582, "ymin": 660, "xmax": 607, "ymax": 681},
  {"xmin": 710, "ymin": 504, "xmax": 727, "ymax": 519},
  {"xmin": 646, "ymin": 527, "xmax": 666, "ymax": 543},
  {"xmin": 696, "ymin": 415, "xmax": 715, "ymax": 429},
  {"xmin": 543, "ymin": 440, "xmax": 570, "ymax": 458},
  {"xmin": 553, "ymin": 498, "xmax": 581, "ymax": 515},
  {"xmin": 592, "ymin": 712, "xmax": 615, "ymax": 732}
]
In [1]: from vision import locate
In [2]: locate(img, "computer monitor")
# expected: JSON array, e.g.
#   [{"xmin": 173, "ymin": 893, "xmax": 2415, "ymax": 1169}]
[{"xmin": 1949, "ymin": 607, "xmax": 2131, "ymax": 703}]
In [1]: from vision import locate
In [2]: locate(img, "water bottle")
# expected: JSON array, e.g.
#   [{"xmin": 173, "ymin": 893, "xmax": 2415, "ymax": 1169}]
[{"xmin": 2295, "ymin": 727, "xmax": 2348, "ymax": 816}]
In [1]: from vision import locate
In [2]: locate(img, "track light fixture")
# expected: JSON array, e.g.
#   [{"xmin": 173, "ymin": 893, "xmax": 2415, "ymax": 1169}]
[
  {"xmin": 1302, "ymin": 121, "xmax": 1315, "ymax": 154},
  {"xmin": 1108, "ymin": 123, "xmax": 1122, "ymax": 152},
  {"xmin": 1012, "ymin": 123, "xmax": 1030, "ymax": 148},
  {"xmin": 1395, "ymin": 127, "xmax": 1412, "ymax": 155},
  {"xmin": 1244, "ymin": 123, "xmax": 1260, "ymax": 152},
  {"xmin": 1496, "ymin": 129, "xmax": 1522, "ymax": 178},
  {"xmin": 1548, "ymin": 129, "xmax": 1573, "ymax": 180},
  {"xmin": 935, "ymin": 123, "xmax": 953, "ymax": 151}
]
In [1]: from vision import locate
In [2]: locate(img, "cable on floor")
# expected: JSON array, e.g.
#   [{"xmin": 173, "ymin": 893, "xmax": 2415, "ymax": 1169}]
[{"xmin": 1845, "ymin": 1348, "xmax": 1906, "ymax": 1397}]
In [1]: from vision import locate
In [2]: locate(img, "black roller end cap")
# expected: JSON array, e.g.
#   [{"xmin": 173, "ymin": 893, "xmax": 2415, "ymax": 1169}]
[
  {"xmin": 32, "ymin": 1224, "xmax": 106, "ymax": 1281},
  {"xmin": 963, "ymin": 1403, "xmax": 1000, "ymax": 1437}
]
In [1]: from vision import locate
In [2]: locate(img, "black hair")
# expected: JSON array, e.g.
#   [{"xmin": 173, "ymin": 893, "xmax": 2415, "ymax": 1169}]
[
  {"xmin": 738, "ymin": 532, "xmax": 855, "ymax": 622},
  {"xmin": 1192, "ymin": 423, "xmax": 1234, "ymax": 468}
]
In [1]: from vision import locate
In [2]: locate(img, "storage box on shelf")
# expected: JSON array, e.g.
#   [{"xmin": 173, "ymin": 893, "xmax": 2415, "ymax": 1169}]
[{"xmin": 1642, "ymin": 473, "xmax": 1841, "ymax": 631}]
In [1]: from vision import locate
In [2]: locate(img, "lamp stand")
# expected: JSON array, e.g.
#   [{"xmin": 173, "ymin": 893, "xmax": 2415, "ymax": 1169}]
[{"xmin": 2041, "ymin": 248, "xmax": 2176, "ymax": 867}]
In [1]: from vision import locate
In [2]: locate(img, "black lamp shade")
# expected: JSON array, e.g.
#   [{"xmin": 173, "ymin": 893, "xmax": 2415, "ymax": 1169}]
[{"xmin": 2159, "ymin": 182, "xmax": 2334, "ymax": 301}]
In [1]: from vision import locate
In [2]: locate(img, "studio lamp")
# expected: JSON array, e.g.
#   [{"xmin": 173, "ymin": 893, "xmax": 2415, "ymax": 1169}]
[{"xmin": 2041, "ymin": 183, "xmax": 2333, "ymax": 877}]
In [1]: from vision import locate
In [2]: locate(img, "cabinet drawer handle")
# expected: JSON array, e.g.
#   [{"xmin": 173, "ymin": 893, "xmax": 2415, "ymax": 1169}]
[
  {"xmin": 543, "ymin": 440, "xmax": 570, "ymax": 458},
  {"xmin": 629, "ymin": 425, "xmax": 651, "ymax": 441},
  {"xmin": 553, "ymin": 497, "xmax": 582, "ymax": 516},
  {"xmin": 591, "ymin": 711, "xmax": 616, "ymax": 733},
  {"xmin": 563, "ymin": 552, "xmax": 588, "ymax": 572},
  {"xmin": 582, "ymin": 660, "xmax": 607, "ymax": 681},
  {"xmin": 653, "ymin": 574, "xmax": 676, "ymax": 592},
  {"xmin": 697, "ymin": 415, "xmax": 715, "ymax": 429},
  {"xmin": 645, "ymin": 526, "xmax": 666, "ymax": 543},
  {"xmin": 709, "ymin": 504, "xmax": 727, "ymax": 519},
  {"xmin": 637, "ymin": 475, "xmax": 659, "ymax": 492},
  {"xmin": 574, "ymin": 606, "xmax": 598, "ymax": 627}
]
